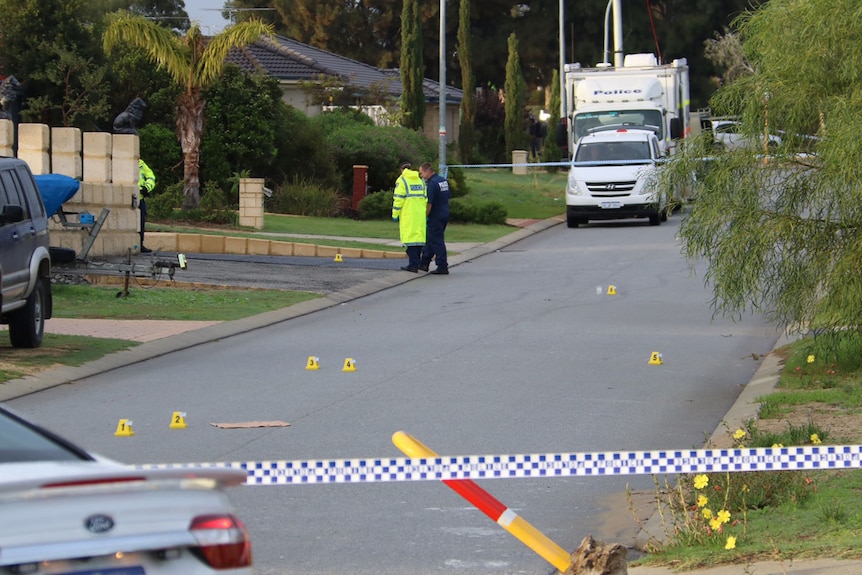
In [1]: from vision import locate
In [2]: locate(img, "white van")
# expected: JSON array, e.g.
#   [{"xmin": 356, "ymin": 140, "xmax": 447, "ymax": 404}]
[{"xmin": 565, "ymin": 127, "xmax": 667, "ymax": 228}]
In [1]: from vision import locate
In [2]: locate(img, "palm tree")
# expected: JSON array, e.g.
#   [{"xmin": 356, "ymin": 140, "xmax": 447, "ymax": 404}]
[{"xmin": 103, "ymin": 13, "xmax": 274, "ymax": 209}]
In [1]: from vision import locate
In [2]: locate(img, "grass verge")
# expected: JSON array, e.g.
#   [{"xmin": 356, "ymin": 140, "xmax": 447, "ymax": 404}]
[
  {"xmin": 0, "ymin": 334, "xmax": 136, "ymax": 383},
  {"xmin": 151, "ymin": 168, "xmax": 563, "ymax": 245},
  {"xmin": 463, "ymin": 168, "xmax": 566, "ymax": 220},
  {"xmin": 0, "ymin": 285, "xmax": 323, "ymax": 385},
  {"xmin": 631, "ymin": 334, "xmax": 862, "ymax": 569},
  {"xmin": 50, "ymin": 284, "xmax": 320, "ymax": 322}
]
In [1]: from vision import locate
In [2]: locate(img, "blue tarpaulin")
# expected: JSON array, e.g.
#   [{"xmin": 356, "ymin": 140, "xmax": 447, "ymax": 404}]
[{"xmin": 34, "ymin": 174, "xmax": 80, "ymax": 218}]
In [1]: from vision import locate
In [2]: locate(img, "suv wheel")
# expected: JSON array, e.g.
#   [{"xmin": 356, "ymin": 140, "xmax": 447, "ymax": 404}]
[{"xmin": 9, "ymin": 278, "xmax": 47, "ymax": 348}]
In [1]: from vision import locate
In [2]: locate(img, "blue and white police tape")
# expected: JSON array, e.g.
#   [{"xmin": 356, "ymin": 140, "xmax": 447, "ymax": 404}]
[
  {"xmin": 138, "ymin": 444, "xmax": 862, "ymax": 486},
  {"xmin": 447, "ymin": 161, "xmax": 570, "ymax": 170}
]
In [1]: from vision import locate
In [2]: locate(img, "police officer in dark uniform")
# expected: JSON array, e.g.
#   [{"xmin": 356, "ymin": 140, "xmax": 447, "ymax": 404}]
[{"xmin": 418, "ymin": 162, "xmax": 450, "ymax": 275}]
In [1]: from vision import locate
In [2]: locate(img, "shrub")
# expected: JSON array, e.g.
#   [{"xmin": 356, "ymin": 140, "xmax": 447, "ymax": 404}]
[
  {"xmin": 324, "ymin": 122, "xmax": 435, "ymax": 193},
  {"xmin": 266, "ymin": 179, "xmax": 340, "ymax": 217},
  {"xmin": 198, "ymin": 181, "xmax": 236, "ymax": 224},
  {"xmin": 358, "ymin": 190, "xmax": 394, "ymax": 220},
  {"xmin": 139, "ymin": 123, "xmax": 183, "ymax": 191},
  {"xmin": 446, "ymin": 166, "xmax": 469, "ymax": 198},
  {"xmin": 450, "ymin": 197, "xmax": 507, "ymax": 225},
  {"xmin": 148, "ymin": 181, "xmax": 184, "ymax": 219},
  {"xmin": 202, "ymin": 66, "xmax": 337, "ymax": 194},
  {"xmin": 311, "ymin": 108, "xmax": 375, "ymax": 133}
]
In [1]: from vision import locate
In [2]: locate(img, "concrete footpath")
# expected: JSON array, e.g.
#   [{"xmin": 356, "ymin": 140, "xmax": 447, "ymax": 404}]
[{"xmin": 3, "ymin": 218, "xmax": 860, "ymax": 575}]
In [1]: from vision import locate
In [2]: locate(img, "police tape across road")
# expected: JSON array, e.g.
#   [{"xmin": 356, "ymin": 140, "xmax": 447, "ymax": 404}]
[{"xmin": 138, "ymin": 444, "xmax": 862, "ymax": 486}]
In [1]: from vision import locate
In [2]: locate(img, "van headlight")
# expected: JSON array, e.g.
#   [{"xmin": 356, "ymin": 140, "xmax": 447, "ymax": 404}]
[{"xmin": 567, "ymin": 171, "xmax": 585, "ymax": 196}]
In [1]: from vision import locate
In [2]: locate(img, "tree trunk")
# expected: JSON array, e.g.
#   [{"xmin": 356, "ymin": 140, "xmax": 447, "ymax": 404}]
[{"xmin": 176, "ymin": 89, "xmax": 205, "ymax": 210}]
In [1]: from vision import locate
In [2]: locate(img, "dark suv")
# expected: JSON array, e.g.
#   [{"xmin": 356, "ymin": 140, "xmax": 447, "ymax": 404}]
[{"xmin": 0, "ymin": 157, "xmax": 53, "ymax": 347}]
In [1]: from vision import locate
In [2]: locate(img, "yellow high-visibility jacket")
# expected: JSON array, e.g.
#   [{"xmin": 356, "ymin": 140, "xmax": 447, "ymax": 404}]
[
  {"xmin": 392, "ymin": 169, "xmax": 427, "ymax": 246},
  {"xmin": 139, "ymin": 159, "xmax": 156, "ymax": 196}
]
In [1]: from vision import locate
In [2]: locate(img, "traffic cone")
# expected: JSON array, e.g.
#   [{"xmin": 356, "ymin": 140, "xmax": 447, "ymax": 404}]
[
  {"xmin": 114, "ymin": 419, "xmax": 135, "ymax": 437},
  {"xmin": 334, "ymin": 253, "xmax": 343, "ymax": 262},
  {"xmin": 342, "ymin": 358, "xmax": 356, "ymax": 372},
  {"xmin": 648, "ymin": 352, "xmax": 663, "ymax": 365},
  {"xmin": 170, "ymin": 411, "xmax": 187, "ymax": 429},
  {"xmin": 306, "ymin": 356, "xmax": 320, "ymax": 370},
  {"xmin": 607, "ymin": 285, "xmax": 617, "ymax": 295}
]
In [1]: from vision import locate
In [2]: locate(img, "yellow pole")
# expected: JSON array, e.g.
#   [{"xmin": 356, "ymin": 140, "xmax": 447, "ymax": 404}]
[{"xmin": 392, "ymin": 431, "xmax": 572, "ymax": 572}]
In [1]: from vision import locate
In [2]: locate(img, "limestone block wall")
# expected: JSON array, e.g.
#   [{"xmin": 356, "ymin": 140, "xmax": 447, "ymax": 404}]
[
  {"xmin": 0, "ymin": 119, "xmax": 140, "ymax": 257},
  {"xmin": 239, "ymin": 178, "xmax": 264, "ymax": 229}
]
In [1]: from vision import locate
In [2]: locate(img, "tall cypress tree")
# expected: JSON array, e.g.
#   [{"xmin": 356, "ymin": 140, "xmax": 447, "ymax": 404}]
[
  {"xmin": 400, "ymin": 0, "xmax": 425, "ymax": 130},
  {"xmin": 541, "ymin": 68, "xmax": 563, "ymax": 169},
  {"xmin": 457, "ymin": 0, "xmax": 476, "ymax": 163},
  {"xmin": 503, "ymin": 32, "xmax": 526, "ymax": 156}
]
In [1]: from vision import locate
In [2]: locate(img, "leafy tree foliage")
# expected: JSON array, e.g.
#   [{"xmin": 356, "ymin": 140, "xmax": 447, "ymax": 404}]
[
  {"xmin": 504, "ymin": 33, "xmax": 527, "ymax": 156},
  {"xmin": 139, "ymin": 122, "xmax": 183, "ymax": 189},
  {"xmin": 0, "ymin": 0, "xmax": 109, "ymax": 126},
  {"xmin": 457, "ymin": 0, "xmax": 476, "ymax": 164},
  {"xmin": 667, "ymin": 0, "xmax": 862, "ymax": 350},
  {"xmin": 540, "ymin": 68, "xmax": 562, "ymax": 168},
  {"xmin": 263, "ymin": 0, "xmax": 401, "ymax": 68},
  {"xmin": 23, "ymin": 46, "xmax": 111, "ymax": 128},
  {"xmin": 399, "ymin": 0, "xmax": 424, "ymax": 130},
  {"xmin": 474, "ymin": 89, "xmax": 506, "ymax": 163},
  {"xmin": 318, "ymin": 112, "xmax": 434, "ymax": 193},
  {"xmin": 234, "ymin": 0, "xmax": 754, "ymax": 110},
  {"xmin": 103, "ymin": 14, "xmax": 274, "ymax": 209},
  {"xmin": 203, "ymin": 65, "xmax": 337, "ymax": 192},
  {"xmin": 200, "ymin": 65, "xmax": 279, "ymax": 188},
  {"xmin": 104, "ymin": 45, "xmax": 180, "ymax": 130}
]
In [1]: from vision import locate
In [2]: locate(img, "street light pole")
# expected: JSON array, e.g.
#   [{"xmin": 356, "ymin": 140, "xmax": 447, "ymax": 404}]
[
  {"xmin": 438, "ymin": 0, "xmax": 447, "ymax": 174},
  {"xmin": 559, "ymin": 0, "xmax": 566, "ymax": 120}
]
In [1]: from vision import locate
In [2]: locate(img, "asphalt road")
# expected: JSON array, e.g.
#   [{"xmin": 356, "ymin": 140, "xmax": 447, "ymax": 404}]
[
  {"xmin": 12, "ymin": 216, "xmax": 780, "ymax": 575},
  {"xmin": 55, "ymin": 251, "xmax": 407, "ymax": 294}
]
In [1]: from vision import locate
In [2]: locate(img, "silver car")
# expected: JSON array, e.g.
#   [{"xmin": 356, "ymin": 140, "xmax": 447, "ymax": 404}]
[
  {"xmin": 0, "ymin": 405, "xmax": 252, "ymax": 574},
  {"xmin": 711, "ymin": 119, "xmax": 781, "ymax": 151}
]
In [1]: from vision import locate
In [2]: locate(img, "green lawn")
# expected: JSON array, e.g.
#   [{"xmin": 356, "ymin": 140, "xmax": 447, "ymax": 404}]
[
  {"xmin": 152, "ymin": 168, "xmax": 565, "ymax": 246},
  {"xmin": 50, "ymin": 284, "xmax": 320, "ymax": 322},
  {"xmin": 461, "ymin": 168, "xmax": 567, "ymax": 220}
]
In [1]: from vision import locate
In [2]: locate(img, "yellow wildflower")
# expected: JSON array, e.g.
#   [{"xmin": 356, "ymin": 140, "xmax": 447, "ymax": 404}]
[
  {"xmin": 811, "ymin": 434, "xmax": 822, "ymax": 445},
  {"xmin": 772, "ymin": 443, "xmax": 784, "ymax": 449},
  {"xmin": 733, "ymin": 429, "xmax": 746, "ymax": 441},
  {"xmin": 702, "ymin": 508, "xmax": 713, "ymax": 520},
  {"xmin": 697, "ymin": 494, "xmax": 708, "ymax": 508},
  {"xmin": 807, "ymin": 354, "xmax": 815, "ymax": 363},
  {"xmin": 693, "ymin": 474, "xmax": 709, "ymax": 489},
  {"xmin": 717, "ymin": 510, "xmax": 731, "ymax": 524},
  {"xmin": 725, "ymin": 536, "xmax": 737, "ymax": 550},
  {"xmin": 709, "ymin": 517, "xmax": 723, "ymax": 530}
]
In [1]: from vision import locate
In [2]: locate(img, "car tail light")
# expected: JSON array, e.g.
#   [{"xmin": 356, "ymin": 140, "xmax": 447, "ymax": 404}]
[{"xmin": 189, "ymin": 514, "xmax": 252, "ymax": 569}]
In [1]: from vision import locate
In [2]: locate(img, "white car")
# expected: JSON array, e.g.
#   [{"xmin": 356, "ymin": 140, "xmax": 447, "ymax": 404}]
[
  {"xmin": 711, "ymin": 119, "xmax": 781, "ymax": 151},
  {"xmin": 565, "ymin": 127, "xmax": 668, "ymax": 227},
  {"xmin": 0, "ymin": 405, "xmax": 252, "ymax": 574}
]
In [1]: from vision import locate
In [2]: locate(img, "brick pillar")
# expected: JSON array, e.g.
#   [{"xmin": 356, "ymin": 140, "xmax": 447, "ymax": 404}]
[
  {"xmin": 0, "ymin": 119, "xmax": 13, "ymax": 157},
  {"xmin": 83, "ymin": 132, "xmax": 112, "ymax": 183},
  {"xmin": 18, "ymin": 123, "xmax": 50, "ymax": 174},
  {"xmin": 111, "ymin": 134, "xmax": 139, "ymax": 185},
  {"xmin": 239, "ymin": 178, "xmax": 265, "ymax": 229},
  {"xmin": 51, "ymin": 127, "xmax": 83, "ymax": 178}
]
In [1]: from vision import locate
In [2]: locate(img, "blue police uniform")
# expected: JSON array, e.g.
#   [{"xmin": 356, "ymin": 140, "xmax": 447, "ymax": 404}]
[{"xmin": 419, "ymin": 170, "xmax": 450, "ymax": 273}]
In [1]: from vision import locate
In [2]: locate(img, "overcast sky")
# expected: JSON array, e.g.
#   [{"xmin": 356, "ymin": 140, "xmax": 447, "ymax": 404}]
[{"xmin": 184, "ymin": 0, "xmax": 229, "ymax": 34}]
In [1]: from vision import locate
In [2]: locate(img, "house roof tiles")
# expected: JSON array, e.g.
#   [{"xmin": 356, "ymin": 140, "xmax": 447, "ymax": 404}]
[{"xmin": 227, "ymin": 35, "xmax": 462, "ymax": 104}]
